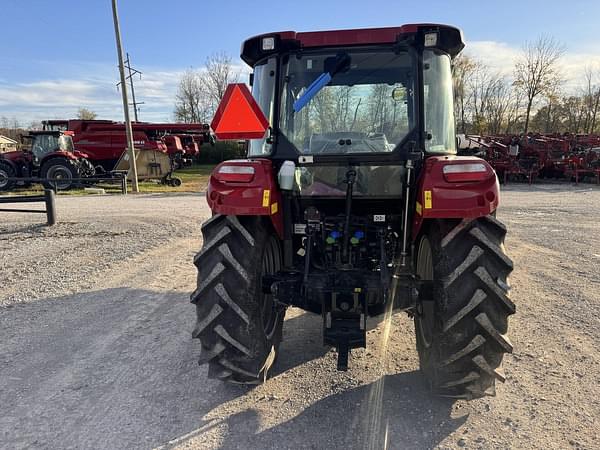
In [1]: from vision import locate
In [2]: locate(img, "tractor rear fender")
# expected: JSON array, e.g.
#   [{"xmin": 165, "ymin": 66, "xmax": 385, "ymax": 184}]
[
  {"xmin": 40, "ymin": 151, "xmax": 79, "ymax": 164},
  {"xmin": 73, "ymin": 150, "xmax": 90, "ymax": 159},
  {"xmin": 412, "ymin": 155, "xmax": 499, "ymax": 240},
  {"xmin": 0, "ymin": 156, "xmax": 18, "ymax": 171},
  {"xmin": 206, "ymin": 159, "xmax": 284, "ymax": 238}
]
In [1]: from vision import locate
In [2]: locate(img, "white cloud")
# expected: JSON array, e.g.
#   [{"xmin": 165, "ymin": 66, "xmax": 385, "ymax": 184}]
[
  {"xmin": 465, "ymin": 40, "xmax": 521, "ymax": 76},
  {"xmin": 0, "ymin": 67, "xmax": 184, "ymax": 124},
  {"xmin": 0, "ymin": 60, "xmax": 251, "ymax": 124},
  {"xmin": 466, "ymin": 39, "xmax": 600, "ymax": 92}
]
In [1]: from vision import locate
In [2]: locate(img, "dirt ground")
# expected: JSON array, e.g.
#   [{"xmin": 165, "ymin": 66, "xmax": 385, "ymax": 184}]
[{"xmin": 0, "ymin": 184, "xmax": 599, "ymax": 450}]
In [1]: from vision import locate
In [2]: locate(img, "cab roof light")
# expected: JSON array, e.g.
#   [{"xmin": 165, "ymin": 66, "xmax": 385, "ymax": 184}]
[
  {"xmin": 262, "ymin": 37, "xmax": 275, "ymax": 51},
  {"xmin": 424, "ymin": 32, "xmax": 438, "ymax": 47},
  {"xmin": 216, "ymin": 164, "xmax": 255, "ymax": 182},
  {"xmin": 442, "ymin": 163, "xmax": 489, "ymax": 182}
]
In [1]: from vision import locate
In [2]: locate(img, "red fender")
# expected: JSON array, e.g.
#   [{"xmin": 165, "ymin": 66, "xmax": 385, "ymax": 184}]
[
  {"xmin": 412, "ymin": 156, "xmax": 500, "ymax": 240},
  {"xmin": 206, "ymin": 159, "xmax": 284, "ymax": 238},
  {"xmin": 41, "ymin": 151, "xmax": 80, "ymax": 162}
]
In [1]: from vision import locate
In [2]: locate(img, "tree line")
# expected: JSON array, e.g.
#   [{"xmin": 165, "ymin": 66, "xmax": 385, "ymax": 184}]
[
  {"xmin": 173, "ymin": 52, "xmax": 239, "ymax": 123},
  {"xmin": 454, "ymin": 35, "xmax": 600, "ymax": 136}
]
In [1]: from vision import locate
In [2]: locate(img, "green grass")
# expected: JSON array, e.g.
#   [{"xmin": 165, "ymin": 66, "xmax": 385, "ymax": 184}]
[
  {"xmin": 0, "ymin": 164, "xmax": 216, "ymax": 196},
  {"xmin": 134, "ymin": 164, "xmax": 214, "ymax": 193}
]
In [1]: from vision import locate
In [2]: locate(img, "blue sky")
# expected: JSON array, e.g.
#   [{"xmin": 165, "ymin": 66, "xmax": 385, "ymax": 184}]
[{"xmin": 2, "ymin": 0, "xmax": 600, "ymax": 123}]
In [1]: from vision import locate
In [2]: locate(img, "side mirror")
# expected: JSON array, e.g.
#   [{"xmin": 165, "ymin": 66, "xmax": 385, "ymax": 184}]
[{"xmin": 249, "ymin": 73, "xmax": 254, "ymax": 87}]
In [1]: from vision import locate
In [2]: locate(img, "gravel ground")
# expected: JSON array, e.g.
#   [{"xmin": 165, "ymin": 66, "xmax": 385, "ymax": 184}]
[{"xmin": 0, "ymin": 185, "xmax": 599, "ymax": 449}]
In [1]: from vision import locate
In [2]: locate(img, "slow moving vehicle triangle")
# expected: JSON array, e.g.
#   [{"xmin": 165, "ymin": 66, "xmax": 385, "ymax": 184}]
[{"xmin": 210, "ymin": 83, "xmax": 269, "ymax": 140}]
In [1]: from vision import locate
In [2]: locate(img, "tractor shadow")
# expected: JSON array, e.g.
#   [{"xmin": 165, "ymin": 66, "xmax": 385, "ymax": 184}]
[
  {"xmin": 271, "ymin": 308, "xmax": 330, "ymax": 375},
  {"xmin": 218, "ymin": 371, "xmax": 464, "ymax": 449},
  {"xmin": 166, "ymin": 310, "xmax": 465, "ymax": 449}
]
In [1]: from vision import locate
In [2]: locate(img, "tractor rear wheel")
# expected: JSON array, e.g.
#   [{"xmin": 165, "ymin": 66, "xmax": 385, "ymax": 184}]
[
  {"xmin": 191, "ymin": 215, "xmax": 285, "ymax": 384},
  {"xmin": 41, "ymin": 158, "xmax": 79, "ymax": 190},
  {"xmin": 414, "ymin": 216, "xmax": 515, "ymax": 399},
  {"xmin": 0, "ymin": 161, "xmax": 16, "ymax": 191}
]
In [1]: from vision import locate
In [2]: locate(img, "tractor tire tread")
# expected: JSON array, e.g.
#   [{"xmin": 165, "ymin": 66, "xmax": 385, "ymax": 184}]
[
  {"xmin": 416, "ymin": 216, "xmax": 514, "ymax": 400},
  {"xmin": 190, "ymin": 214, "xmax": 283, "ymax": 384}
]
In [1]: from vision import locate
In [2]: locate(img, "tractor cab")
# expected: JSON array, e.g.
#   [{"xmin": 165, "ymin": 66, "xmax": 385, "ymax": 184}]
[
  {"xmin": 22, "ymin": 131, "xmax": 75, "ymax": 166},
  {"xmin": 246, "ymin": 28, "xmax": 458, "ymax": 159},
  {"xmin": 194, "ymin": 25, "xmax": 513, "ymax": 399}
]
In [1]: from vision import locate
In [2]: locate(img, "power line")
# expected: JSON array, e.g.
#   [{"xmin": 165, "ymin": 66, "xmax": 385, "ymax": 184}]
[{"xmin": 116, "ymin": 53, "xmax": 144, "ymax": 122}]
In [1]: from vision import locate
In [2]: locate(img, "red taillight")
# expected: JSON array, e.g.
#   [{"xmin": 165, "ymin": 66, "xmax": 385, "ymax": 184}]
[
  {"xmin": 215, "ymin": 164, "xmax": 255, "ymax": 182},
  {"xmin": 442, "ymin": 163, "xmax": 490, "ymax": 182}
]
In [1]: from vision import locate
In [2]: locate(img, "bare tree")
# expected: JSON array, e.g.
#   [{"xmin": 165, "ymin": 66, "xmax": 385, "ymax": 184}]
[
  {"xmin": 582, "ymin": 65, "xmax": 600, "ymax": 133},
  {"xmin": 513, "ymin": 35, "xmax": 565, "ymax": 134},
  {"xmin": 452, "ymin": 54, "xmax": 477, "ymax": 134},
  {"xmin": 467, "ymin": 61, "xmax": 505, "ymax": 134},
  {"xmin": 174, "ymin": 69, "xmax": 207, "ymax": 123},
  {"xmin": 200, "ymin": 52, "xmax": 240, "ymax": 113},
  {"xmin": 486, "ymin": 77, "xmax": 513, "ymax": 135},
  {"xmin": 0, "ymin": 116, "xmax": 25, "ymax": 141},
  {"xmin": 77, "ymin": 107, "xmax": 97, "ymax": 120},
  {"xmin": 504, "ymin": 87, "xmax": 524, "ymax": 134},
  {"xmin": 29, "ymin": 121, "xmax": 43, "ymax": 131},
  {"xmin": 174, "ymin": 52, "xmax": 240, "ymax": 123}
]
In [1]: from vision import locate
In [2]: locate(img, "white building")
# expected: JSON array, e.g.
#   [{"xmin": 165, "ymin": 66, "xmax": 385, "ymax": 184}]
[{"xmin": 0, "ymin": 135, "xmax": 18, "ymax": 153}]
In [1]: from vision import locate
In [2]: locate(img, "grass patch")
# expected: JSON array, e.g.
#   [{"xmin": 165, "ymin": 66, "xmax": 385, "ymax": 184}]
[{"xmin": 0, "ymin": 164, "xmax": 216, "ymax": 196}]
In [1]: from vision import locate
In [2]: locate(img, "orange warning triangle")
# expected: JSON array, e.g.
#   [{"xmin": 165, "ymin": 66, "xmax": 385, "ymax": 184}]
[{"xmin": 211, "ymin": 83, "xmax": 269, "ymax": 140}]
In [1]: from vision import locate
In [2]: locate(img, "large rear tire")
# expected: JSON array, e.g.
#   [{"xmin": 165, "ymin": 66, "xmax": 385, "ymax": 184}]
[
  {"xmin": 190, "ymin": 215, "xmax": 285, "ymax": 384},
  {"xmin": 415, "ymin": 216, "xmax": 515, "ymax": 399},
  {"xmin": 40, "ymin": 158, "xmax": 79, "ymax": 190},
  {"xmin": 0, "ymin": 161, "xmax": 17, "ymax": 191}
]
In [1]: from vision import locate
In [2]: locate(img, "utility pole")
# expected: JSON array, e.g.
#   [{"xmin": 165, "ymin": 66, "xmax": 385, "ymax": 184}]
[
  {"xmin": 117, "ymin": 53, "xmax": 144, "ymax": 122},
  {"xmin": 126, "ymin": 53, "xmax": 143, "ymax": 121},
  {"xmin": 111, "ymin": 0, "xmax": 139, "ymax": 192}
]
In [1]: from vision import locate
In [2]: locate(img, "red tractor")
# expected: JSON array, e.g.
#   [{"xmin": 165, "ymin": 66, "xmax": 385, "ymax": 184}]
[
  {"xmin": 0, "ymin": 130, "xmax": 94, "ymax": 191},
  {"xmin": 191, "ymin": 24, "xmax": 515, "ymax": 399}
]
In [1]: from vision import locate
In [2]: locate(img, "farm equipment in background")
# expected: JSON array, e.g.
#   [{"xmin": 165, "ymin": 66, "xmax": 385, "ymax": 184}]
[
  {"xmin": 458, "ymin": 133, "xmax": 600, "ymax": 184},
  {"xmin": 0, "ymin": 130, "xmax": 94, "ymax": 191},
  {"xmin": 190, "ymin": 24, "xmax": 516, "ymax": 400},
  {"xmin": 564, "ymin": 146, "xmax": 600, "ymax": 183},
  {"xmin": 458, "ymin": 135, "xmax": 539, "ymax": 183},
  {"xmin": 163, "ymin": 134, "xmax": 202, "ymax": 169},
  {"xmin": 42, "ymin": 120, "xmax": 212, "ymax": 183}
]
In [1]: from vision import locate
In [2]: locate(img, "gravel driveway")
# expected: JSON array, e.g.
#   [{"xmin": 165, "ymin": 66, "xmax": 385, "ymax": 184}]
[{"xmin": 0, "ymin": 186, "xmax": 599, "ymax": 449}]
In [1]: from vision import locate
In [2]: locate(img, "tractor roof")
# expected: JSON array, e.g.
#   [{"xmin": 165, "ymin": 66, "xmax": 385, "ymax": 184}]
[
  {"xmin": 27, "ymin": 130, "xmax": 70, "ymax": 136},
  {"xmin": 241, "ymin": 24, "xmax": 464, "ymax": 66}
]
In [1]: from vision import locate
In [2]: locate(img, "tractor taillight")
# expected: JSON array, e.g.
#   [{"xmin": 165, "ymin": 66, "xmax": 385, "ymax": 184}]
[
  {"xmin": 215, "ymin": 165, "xmax": 255, "ymax": 182},
  {"xmin": 442, "ymin": 163, "xmax": 489, "ymax": 182}
]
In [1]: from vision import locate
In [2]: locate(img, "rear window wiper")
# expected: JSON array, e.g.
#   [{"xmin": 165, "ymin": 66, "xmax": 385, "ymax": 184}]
[{"xmin": 293, "ymin": 53, "xmax": 351, "ymax": 113}]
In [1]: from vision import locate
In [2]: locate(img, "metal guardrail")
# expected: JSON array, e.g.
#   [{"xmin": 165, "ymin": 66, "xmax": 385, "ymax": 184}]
[
  {"xmin": 0, "ymin": 189, "xmax": 57, "ymax": 225},
  {"xmin": 6, "ymin": 173, "xmax": 128, "ymax": 194}
]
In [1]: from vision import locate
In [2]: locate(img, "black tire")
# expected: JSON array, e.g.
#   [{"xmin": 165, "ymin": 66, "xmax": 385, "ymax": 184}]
[
  {"xmin": 0, "ymin": 161, "xmax": 17, "ymax": 191},
  {"xmin": 414, "ymin": 215, "xmax": 515, "ymax": 399},
  {"xmin": 190, "ymin": 214, "xmax": 285, "ymax": 384},
  {"xmin": 40, "ymin": 158, "xmax": 79, "ymax": 190}
]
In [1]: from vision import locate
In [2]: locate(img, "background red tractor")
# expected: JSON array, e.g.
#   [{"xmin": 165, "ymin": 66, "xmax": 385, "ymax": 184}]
[
  {"xmin": 0, "ymin": 130, "xmax": 94, "ymax": 191},
  {"xmin": 191, "ymin": 24, "xmax": 515, "ymax": 399}
]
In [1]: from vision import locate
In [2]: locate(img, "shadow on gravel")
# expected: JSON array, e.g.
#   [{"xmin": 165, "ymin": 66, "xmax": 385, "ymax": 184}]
[
  {"xmin": 0, "ymin": 289, "xmax": 337, "ymax": 450},
  {"xmin": 175, "ymin": 371, "xmax": 464, "ymax": 450},
  {"xmin": 271, "ymin": 309, "xmax": 329, "ymax": 376},
  {"xmin": 0, "ymin": 223, "xmax": 47, "ymax": 235}
]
